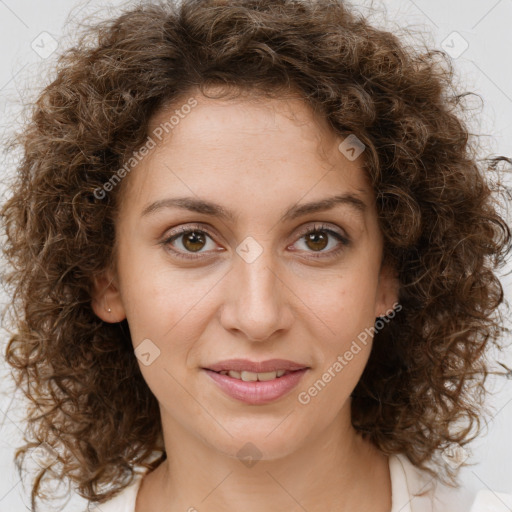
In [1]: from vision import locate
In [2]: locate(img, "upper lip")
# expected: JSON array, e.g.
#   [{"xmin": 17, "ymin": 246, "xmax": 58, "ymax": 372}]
[{"xmin": 204, "ymin": 359, "xmax": 310, "ymax": 373}]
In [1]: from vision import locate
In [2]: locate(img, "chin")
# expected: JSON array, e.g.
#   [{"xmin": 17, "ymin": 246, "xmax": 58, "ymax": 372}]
[{"xmin": 203, "ymin": 426, "xmax": 308, "ymax": 463}]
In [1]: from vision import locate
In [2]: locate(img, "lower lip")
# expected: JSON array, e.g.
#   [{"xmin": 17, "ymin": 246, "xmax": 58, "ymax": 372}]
[{"xmin": 203, "ymin": 369, "xmax": 308, "ymax": 405}]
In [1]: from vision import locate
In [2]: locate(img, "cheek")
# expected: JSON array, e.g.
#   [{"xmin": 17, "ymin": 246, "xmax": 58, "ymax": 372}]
[
  {"xmin": 296, "ymin": 284, "xmax": 375, "ymax": 414},
  {"xmin": 294, "ymin": 265, "xmax": 380, "ymax": 343},
  {"xmin": 118, "ymin": 244, "xmax": 217, "ymax": 343},
  {"xmin": 291, "ymin": 265, "xmax": 379, "ymax": 402}
]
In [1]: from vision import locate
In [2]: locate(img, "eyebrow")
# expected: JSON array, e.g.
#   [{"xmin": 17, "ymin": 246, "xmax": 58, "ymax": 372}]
[{"xmin": 140, "ymin": 193, "xmax": 367, "ymax": 222}]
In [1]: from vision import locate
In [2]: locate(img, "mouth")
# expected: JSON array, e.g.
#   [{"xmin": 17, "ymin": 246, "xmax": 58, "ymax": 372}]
[{"xmin": 201, "ymin": 360, "xmax": 310, "ymax": 405}]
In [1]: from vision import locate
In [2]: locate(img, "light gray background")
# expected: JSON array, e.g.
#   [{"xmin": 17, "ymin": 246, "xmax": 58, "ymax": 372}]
[{"xmin": 0, "ymin": 0, "xmax": 511, "ymax": 511}]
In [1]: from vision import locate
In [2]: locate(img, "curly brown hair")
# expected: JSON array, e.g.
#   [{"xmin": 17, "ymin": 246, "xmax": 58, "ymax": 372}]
[{"xmin": 1, "ymin": 0, "xmax": 511, "ymax": 510}]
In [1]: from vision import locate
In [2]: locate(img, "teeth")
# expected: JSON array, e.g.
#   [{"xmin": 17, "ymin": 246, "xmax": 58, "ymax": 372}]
[
  {"xmin": 241, "ymin": 370, "xmax": 260, "ymax": 381},
  {"xmin": 217, "ymin": 369, "xmax": 291, "ymax": 381}
]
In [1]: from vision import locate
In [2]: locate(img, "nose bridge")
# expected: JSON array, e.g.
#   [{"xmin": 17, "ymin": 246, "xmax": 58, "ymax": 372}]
[
  {"xmin": 240, "ymin": 248, "xmax": 276, "ymax": 306},
  {"xmin": 221, "ymin": 236, "xmax": 291, "ymax": 341}
]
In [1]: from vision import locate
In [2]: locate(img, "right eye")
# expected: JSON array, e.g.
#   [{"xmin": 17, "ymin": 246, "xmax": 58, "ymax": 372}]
[{"xmin": 161, "ymin": 224, "xmax": 224, "ymax": 260}]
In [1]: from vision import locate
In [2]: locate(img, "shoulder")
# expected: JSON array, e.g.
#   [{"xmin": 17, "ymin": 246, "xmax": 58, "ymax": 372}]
[{"xmin": 389, "ymin": 453, "xmax": 512, "ymax": 512}]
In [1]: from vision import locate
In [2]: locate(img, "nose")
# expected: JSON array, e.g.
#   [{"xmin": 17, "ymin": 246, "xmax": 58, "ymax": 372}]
[{"xmin": 218, "ymin": 242, "xmax": 295, "ymax": 342}]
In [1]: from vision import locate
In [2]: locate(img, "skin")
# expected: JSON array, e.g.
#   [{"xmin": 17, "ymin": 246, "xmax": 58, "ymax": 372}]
[{"xmin": 92, "ymin": 88, "xmax": 399, "ymax": 512}]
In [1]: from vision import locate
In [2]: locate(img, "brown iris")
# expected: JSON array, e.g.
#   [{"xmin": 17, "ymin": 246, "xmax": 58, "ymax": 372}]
[
  {"xmin": 304, "ymin": 231, "xmax": 329, "ymax": 251},
  {"xmin": 182, "ymin": 231, "xmax": 207, "ymax": 252}
]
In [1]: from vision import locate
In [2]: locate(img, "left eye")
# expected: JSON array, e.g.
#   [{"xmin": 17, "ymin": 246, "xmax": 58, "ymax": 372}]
[{"xmin": 290, "ymin": 224, "xmax": 349, "ymax": 258}]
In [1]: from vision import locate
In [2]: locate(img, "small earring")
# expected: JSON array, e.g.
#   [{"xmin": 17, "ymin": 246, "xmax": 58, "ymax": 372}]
[{"xmin": 107, "ymin": 308, "xmax": 112, "ymax": 313}]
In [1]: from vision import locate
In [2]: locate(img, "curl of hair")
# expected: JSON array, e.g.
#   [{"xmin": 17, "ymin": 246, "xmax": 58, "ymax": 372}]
[{"xmin": 1, "ymin": 0, "xmax": 510, "ymax": 509}]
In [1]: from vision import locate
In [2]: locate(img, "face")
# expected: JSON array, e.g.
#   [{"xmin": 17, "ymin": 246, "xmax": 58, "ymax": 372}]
[{"xmin": 92, "ymin": 90, "xmax": 398, "ymax": 461}]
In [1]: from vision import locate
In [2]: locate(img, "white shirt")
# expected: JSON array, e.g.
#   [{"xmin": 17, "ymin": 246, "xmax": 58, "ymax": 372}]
[{"xmin": 88, "ymin": 453, "xmax": 512, "ymax": 512}]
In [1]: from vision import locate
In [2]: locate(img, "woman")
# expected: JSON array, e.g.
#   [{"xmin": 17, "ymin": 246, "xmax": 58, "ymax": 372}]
[{"xmin": 1, "ymin": 0, "xmax": 510, "ymax": 511}]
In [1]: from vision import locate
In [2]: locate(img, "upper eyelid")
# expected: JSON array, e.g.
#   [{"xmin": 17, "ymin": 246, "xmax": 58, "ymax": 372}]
[{"xmin": 294, "ymin": 222, "xmax": 347, "ymax": 238}]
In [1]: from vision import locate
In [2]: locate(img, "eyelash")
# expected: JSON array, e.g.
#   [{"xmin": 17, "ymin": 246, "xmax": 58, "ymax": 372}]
[{"xmin": 160, "ymin": 223, "xmax": 350, "ymax": 261}]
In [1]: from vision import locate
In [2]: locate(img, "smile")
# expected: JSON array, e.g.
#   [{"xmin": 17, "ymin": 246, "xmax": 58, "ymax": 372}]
[{"xmin": 203, "ymin": 368, "xmax": 309, "ymax": 405}]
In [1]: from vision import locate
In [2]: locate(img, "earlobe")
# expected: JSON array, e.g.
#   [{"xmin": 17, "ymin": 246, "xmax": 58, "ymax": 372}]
[{"xmin": 90, "ymin": 269, "xmax": 126, "ymax": 323}]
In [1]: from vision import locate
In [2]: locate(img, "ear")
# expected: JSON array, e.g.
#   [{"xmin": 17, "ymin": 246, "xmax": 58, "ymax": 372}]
[
  {"xmin": 90, "ymin": 268, "xmax": 126, "ymax": 323},
  {"xmin": 374, "ymin": 261, "xmax": 400, "ymax": 319}
]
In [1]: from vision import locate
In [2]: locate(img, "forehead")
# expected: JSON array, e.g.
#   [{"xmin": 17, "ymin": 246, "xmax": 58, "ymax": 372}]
[
  {"xmin": 148, "ymin": 89, "xmax": 338, "ymax": 156},
  {"xmin": 122, "ymin": 90, "xmax": 374, "ymax": 214}
]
